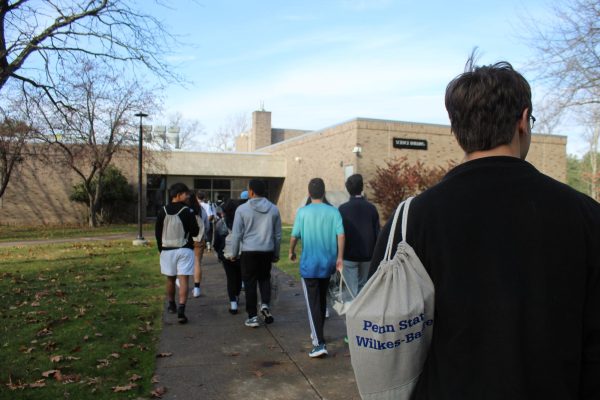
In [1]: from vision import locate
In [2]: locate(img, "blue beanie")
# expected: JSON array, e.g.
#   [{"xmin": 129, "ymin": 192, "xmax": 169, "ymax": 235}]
[{"xmin": 240, "ymin": 190, "xmax": 249, "ymax": 199}]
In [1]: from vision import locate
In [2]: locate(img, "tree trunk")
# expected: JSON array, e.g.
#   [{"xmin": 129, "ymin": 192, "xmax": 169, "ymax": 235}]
[{"xmin": 88, "ymin": 195, "xmax": 97, "ymax": 227}]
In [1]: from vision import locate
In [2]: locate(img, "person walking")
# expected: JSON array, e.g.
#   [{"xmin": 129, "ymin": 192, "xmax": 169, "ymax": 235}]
[
  {"xmin": 188, "ymin": 191, "xmax": 206, "ymax": 298},
  {"xmin": 289, "ymin": 178, "xmax": 345, "ymax": 358},
  {"xmin": 197, "ymin": 191, "xmax": 215, "ymax": 252},
  {"xmin": 369, "ymin": 59, "xmax": 600, "ymax": 399},
  {"xmin": 155, "ymin": 183, "xmax": 200, "ymax": 324},
  {"xmin": 214, "ymin": 198, "xmax": 243, "ymax": 314},
  {"xmin": 230, "ymin": 179, "xmax": 282, "ymax": 328},
  {"xmin": 338, "ymin": 174, "xmax": 380, "ymax": 296}
]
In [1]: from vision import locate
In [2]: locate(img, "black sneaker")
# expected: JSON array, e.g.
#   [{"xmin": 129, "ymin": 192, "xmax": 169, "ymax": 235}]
[
  {"xmin": 260, "ymin": 304, "xmax": 274, "ymax": 324},
  {"xmin": 177, "ymin": 314, "xmax": 188, "ymax": 324},
  {"xmin": 167, "ymin": 302, "xmax": 176, "ymax": 314},
  {"xmin": 177, "ymin": 305, "xmax": 187, "ymax": 324}
]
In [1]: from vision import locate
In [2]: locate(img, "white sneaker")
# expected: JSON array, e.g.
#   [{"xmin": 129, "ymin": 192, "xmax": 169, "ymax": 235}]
[
  {"xmin": 260, "ymin": 304, "xmax": 274, "ymax": 324},
  {"xmin": 309, "ymin": 344, "xmax": 328, "ymax": 358},
  {"xmin": 245, "ymin": 316, "xmax": 260, "ymax": 328},
  {"xmin": 193, "ymin": 287, "xmax": 201, "ymax": 297}
]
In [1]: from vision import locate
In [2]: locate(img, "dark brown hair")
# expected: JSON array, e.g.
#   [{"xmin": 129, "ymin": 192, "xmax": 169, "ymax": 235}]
[{"xmin": 445, "ymin": 59, "xmax": 532, "ymax": 153}]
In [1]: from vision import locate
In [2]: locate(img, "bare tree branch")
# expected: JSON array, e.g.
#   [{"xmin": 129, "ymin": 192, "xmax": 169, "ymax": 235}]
[
  {"xmin": 526, "ymin": 0, "xmax": 600, "ymax": 116},
  {"xmin": 166, "ymin": 111, "xmax": 206, "ymax": 150},
  {"xmin": 209, "ymin": 113, "xmax": 250, "ymax": 152},
  {"xmin": 0, "ymin": 0, "xmax": 181, "ymax": 102},
  {"xmin": 25, "ymin": 59, "xmax": 160, "ymax": 226}
]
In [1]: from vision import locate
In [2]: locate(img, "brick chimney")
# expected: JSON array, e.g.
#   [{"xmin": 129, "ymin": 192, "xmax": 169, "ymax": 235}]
[{"xmin": 250, "ymin": 110, "xmax": 272, "ymax": 151}]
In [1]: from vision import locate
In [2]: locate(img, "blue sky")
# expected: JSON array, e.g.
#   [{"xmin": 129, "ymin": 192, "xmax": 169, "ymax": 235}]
[{"xmin": 144, "ymin": 0, "xmax": 586, "ymax": 154}]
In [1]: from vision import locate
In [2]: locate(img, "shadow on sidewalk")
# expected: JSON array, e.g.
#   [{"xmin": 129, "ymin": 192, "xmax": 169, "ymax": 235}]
[{"xmin": 154, "ymin": 252, "xmax": 360, "ymax": 400}]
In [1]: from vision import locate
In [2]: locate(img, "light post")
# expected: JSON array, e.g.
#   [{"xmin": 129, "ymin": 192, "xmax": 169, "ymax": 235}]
[{"xmin": 133, "ymin": 112, "xmax": 149, "ymax": 246}]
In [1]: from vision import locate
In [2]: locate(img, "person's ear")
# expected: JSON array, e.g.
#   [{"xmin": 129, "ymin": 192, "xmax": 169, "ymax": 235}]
[{"xmin": 517, "ymin": 108, "xmax": 530, "ymax": 135}]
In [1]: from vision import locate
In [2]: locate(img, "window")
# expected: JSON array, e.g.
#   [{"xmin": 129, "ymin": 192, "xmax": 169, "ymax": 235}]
[{"xmin": 146, "ymin": 175, "xmax": 166, "ymax": 218}]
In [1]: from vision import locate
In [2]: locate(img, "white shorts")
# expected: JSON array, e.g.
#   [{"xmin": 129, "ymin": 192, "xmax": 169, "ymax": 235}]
[{"xmin": 160, "ymin": 248, "xmax": 194, "ymax": 276}]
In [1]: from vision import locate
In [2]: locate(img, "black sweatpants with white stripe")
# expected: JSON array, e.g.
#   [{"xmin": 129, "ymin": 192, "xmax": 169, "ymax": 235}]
[{"xmin": 302, "ymin": 277, "xmax": 330, "ymax": 346}]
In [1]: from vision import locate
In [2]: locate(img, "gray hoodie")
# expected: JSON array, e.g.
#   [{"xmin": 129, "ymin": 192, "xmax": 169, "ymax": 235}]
[{"xmin": 230, "ymin": 197, "xmax": 282, "ymax": 257}]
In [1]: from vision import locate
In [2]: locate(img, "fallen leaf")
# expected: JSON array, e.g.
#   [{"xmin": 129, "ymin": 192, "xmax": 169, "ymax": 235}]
[
  {"xmin": 109, "ymin": 352, "xmax": 120, "ymax": 359},
  {"xmin": 229, "ymin": 352, "xmax": 241, "ymax": 357},
  {"xmin": 42, "ymin": 370, "xmax": 59, "ymax": 378},
  {"xmin": 43, "ymin": 340, "xmax": 57, "ymax": 351},
  {"xmin": 29, "ymin": 379, "xmax": 46, "ymax": 388},
  {"xmin": 129, "ymin": 374, "xmax": 142, "ymax": 382},
  {"xmin": 36, "ymin": 327, "xmax": 53, "ymax": 337},
  {"xmin": 96, "ymin": 359, "xmax": 110, "ymax": 369},
  {"xmin": 50, "ymin": 355, "xmax": 63, "ymax": 363},
  {"xmin": 86, "ymin": 377, "xmax": 101, "ymax": 386},
  {"xmin": 253, "ymin": 370, "xmax": 264, "ymax": 378},
  {"xmin": 156, "ymin": 352, "xmax": 172, "ymax": 358},
  {"xmin": 94, "ymin": 332, "xmax": 103, "ymax": 337},
  {"xmin": 151, "ymin": 386, "xmax": 167, "ymax": 398},
  {"xmin": 53, "ymin": 370, "xmax": 64, "ymax": 382},
  {"xmin": 151, "ymin": 375, "xmax": 160, "ymax": 383},
  {"xmin": 122, "ymin": 343, "xmax": 135, "ymax": 349},
  {"xmin": 112, "ymin": 383, "xmax": 137, "ymax": 392},
  {"xmin": 83, "ymin": 335, "xmax": 89, "ymax": 341},
  {"xmin": 30, "ymin": 302, "xmax": 40, "ymax": 307},
  {"xmin": 6, "ymin": 375, "xmax": 26, "ymax": 390},
  {"xmin": 60, "ymin": 374, "xmax": 81, "ymax": 383},
  {"xmin": 65, "ymin": 356, "xmax": 80, "ymax": 361}
]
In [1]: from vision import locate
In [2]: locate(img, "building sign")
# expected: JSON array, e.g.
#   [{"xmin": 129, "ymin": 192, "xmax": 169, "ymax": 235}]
[{"xmin": 393, "ymin": 138, "xmax": 428, "ymax": 150}]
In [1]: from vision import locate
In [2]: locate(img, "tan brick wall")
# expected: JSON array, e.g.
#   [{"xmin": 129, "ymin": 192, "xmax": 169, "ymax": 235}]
[
  {"xmin": 0, "ymin": 119, "xmax": 567, "ymax": 227},
  {"xmin": 264, "ymin": 122, "xmax": 359, "ymax": 223},
  {"xmin": 265, "ymin": 119, "xmax": 567, "ymax": 223},
  {"xmin": 525, "ymin": 134, "xmax": 567, "ymax": 182},
  {"xmin": 0, "ymin": 146, "xmax": 138, "ymax": 226},
  {"xmin": 356, "ymin": 120, "xmax": 566, "ymax": 198},
  {"xmin": 150, "ymin": 151, "xmax": 286, "ymax": 177},
  {"xmin": 271, "ymin": 128, "xmax": 310, "ymax": 144}
]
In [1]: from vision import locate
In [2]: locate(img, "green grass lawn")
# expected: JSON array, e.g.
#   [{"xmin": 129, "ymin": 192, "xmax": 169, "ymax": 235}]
[
  {"xmin": 0, "ymin": 223, "xmax": 301, "ymax": 398},
  {"xmin": 0, "ymin": 239, "xmax": 162, "ymax": 399},
  {"xmin": 0, "ymin": 223, "xmax": 154, "ymax": 242},
  {"xmin": 276, "ymin": 225, "xmax": 302, "ymax": 280}
]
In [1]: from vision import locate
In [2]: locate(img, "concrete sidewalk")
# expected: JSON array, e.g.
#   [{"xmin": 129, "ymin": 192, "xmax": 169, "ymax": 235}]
[{"xmin": 154, "ymin": 252, "xmax": 360, "ymax": 400}]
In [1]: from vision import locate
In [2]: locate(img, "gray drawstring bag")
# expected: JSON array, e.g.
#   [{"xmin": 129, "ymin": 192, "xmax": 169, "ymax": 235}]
[{"xmin": 346, "ymin": 197, "xmax": 434, "ymax": 400}]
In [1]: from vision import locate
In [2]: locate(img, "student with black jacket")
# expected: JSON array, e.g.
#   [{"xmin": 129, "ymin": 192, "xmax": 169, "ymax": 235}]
[{"xmin": 369, "ymin": 60, "xmax": 600, "ymax": 399}]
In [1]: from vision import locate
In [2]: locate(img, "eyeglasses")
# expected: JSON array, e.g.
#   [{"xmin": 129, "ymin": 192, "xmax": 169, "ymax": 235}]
[{"xmin": 529, "ymin": 115, "xmax": 536, "ymax": 129}]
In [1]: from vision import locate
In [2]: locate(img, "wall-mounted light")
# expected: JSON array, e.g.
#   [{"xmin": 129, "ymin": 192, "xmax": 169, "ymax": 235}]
[
  {"xmin": 352, "ymin": 145, "xmax": 362, "ymax": 155},
  {"xmin": 294, "ymin": 156, "xmax": 302, "ymax": 162}
]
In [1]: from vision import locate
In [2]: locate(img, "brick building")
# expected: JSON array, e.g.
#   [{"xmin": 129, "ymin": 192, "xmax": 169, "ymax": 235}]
[{"xmin": 0, "ymin": 110, "xmax": 567, "ymax": 226}]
